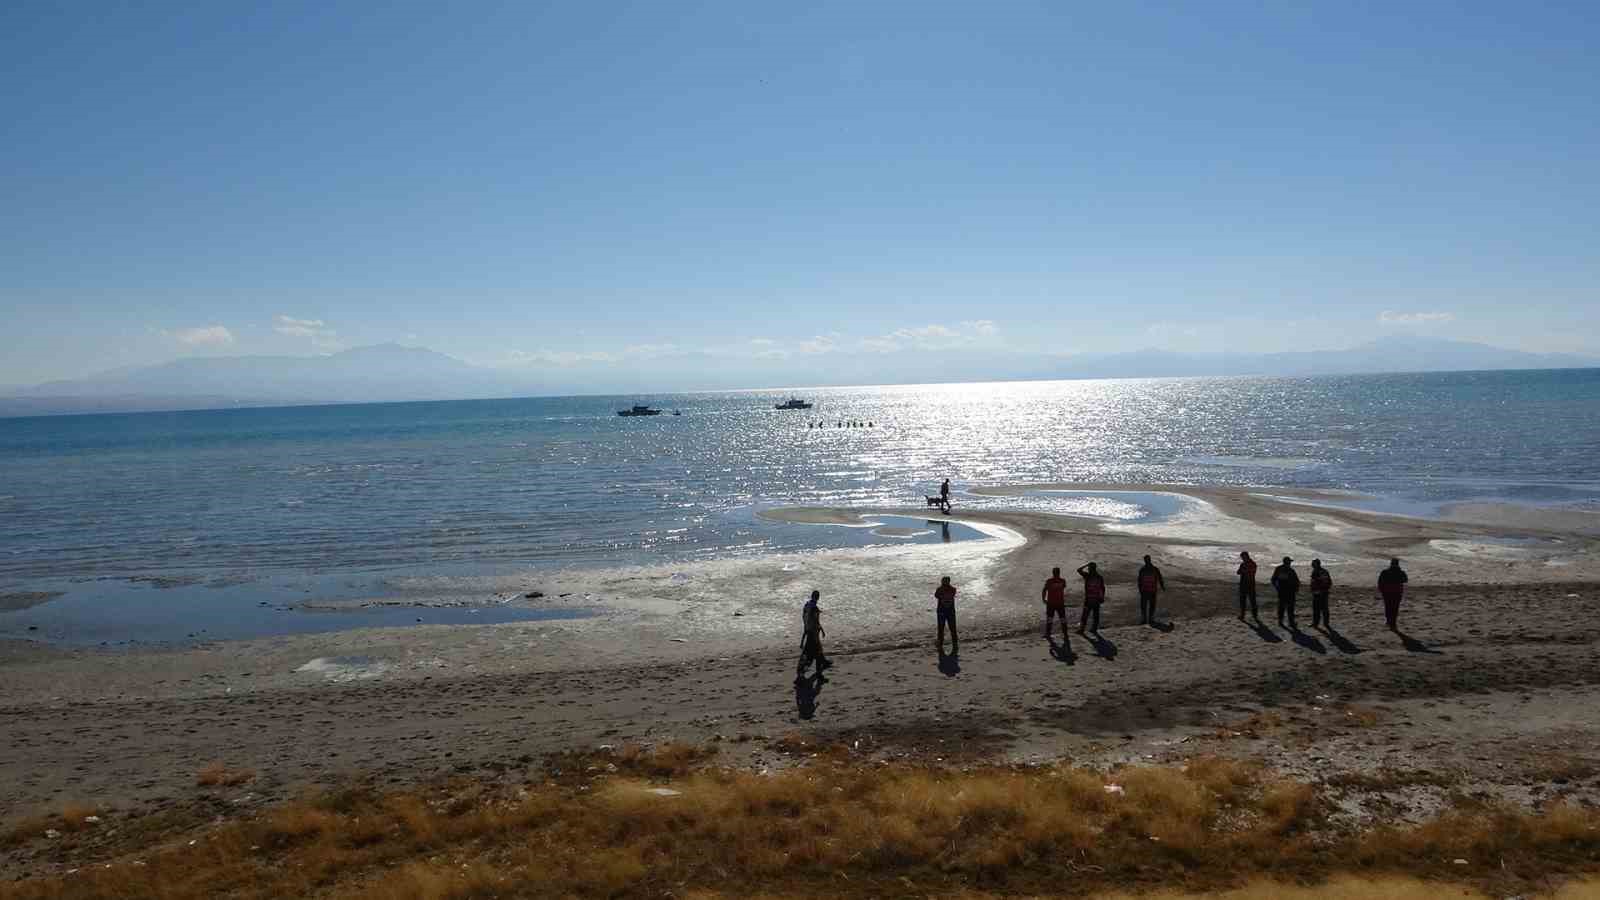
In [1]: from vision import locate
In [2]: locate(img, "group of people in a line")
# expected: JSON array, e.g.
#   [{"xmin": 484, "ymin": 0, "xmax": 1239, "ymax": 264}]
[
  {"xmin": 1236, "ymin": 551, "xmax": 1409, "ymax": 630},
  {"xmin": 797, "ymin": 553, "xmax": 1414, "ymax": 678},
  {"xmin": 1040, "ymin": 555, "xmax": 1168, "ymax": 639}
]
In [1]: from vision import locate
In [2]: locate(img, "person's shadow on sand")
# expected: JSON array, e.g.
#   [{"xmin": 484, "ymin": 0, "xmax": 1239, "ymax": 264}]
[
  {"xmin": 1319, "ymin": 625, "xmax": 1362, "ymax": 655},
  {"xmin": 937, "ymin": 648, "xmax": 961, "ymax": 677},
  {"xmin": 1048, "ymin": 636, "xmax": 1076, "ymax": 665},
  {"xmin": 1246, "ymin": 617, "xmax": 1283, "ymax": 643},
  {"xmin": 1287, "ymin": 622, "xmax": 1326, "ymax": 654},
  {"xmin": 1396, "ymin": 629, "xmax": 1442, "ymax": 654},
  {"xmin": 794, "ymin": 672, "xmax": 826, "ymax": 719},
  {"xmin": 1087, "ymin": 632, "xmax": 1118, "ymax": 660}
]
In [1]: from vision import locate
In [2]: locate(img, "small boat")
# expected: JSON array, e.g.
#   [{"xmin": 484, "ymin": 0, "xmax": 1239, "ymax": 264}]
[
  {"xmin": 617, "ymin": 404, "xmax": 663, "ymax": 417},
  {"xmin": 672, "ymin": 410, "xmax": 682, "ymax": 416},
  {"xmin": 774, "ymin": 398, "xmax": 814, "ymax": 410}
]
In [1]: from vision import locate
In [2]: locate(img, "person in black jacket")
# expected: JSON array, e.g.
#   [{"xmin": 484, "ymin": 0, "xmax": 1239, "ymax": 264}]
[
  {"xmin": 1309, "ymin": 559, "xmax": 1334, "ymax": 628},
  {"xmin": 1378, "ymin": 558, "xmax": 1409, "ymax": 630},
  {"xmin": 1270, "ymin": 556, "xmax": 1300, "ymax": 627},
  {"xmin": 1237, "ymin": 551, "xmax": 1258, "ymax": 619},
  {"xmin": 797, "ymin": 590, "xmax": 831, "ymax": 677}
]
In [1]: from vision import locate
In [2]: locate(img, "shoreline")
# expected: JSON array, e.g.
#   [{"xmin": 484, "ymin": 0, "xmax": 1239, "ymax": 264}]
[
  {"xmin": 7, "ymin": 484, "xmax": 1597, "ymax": 651},
  {"xmin": 3, "ymin": 486, "xmax": 1600, "ymax": 840}
]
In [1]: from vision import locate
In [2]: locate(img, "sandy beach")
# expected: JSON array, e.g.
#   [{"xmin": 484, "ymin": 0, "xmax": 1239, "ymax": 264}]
[{"xmin": 4, "ymin": 486, "xmax": 1600, "ymax": 873}]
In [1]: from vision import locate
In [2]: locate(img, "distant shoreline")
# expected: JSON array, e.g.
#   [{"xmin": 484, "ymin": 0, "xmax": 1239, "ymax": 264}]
[{"xmin": 4, "ymin": 363, "xmax": 1599, "ymax": 420}]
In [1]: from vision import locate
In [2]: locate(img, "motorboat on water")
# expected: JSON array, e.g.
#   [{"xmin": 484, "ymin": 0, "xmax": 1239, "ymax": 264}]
[
  {"xmin": 617, "ymin": 404, "xmax": 663, "ymax": 417},
  {"xmin": 774, "ymin": 398, "xmax": 814, "ymax": 410}
]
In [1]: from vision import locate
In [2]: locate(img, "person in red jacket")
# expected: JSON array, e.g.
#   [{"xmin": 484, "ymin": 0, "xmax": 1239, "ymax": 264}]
[
  {"xmin": 1378, "ymin": 558, "xmax": 1408, "ymax": 630},
  {"xmin": 1309, "ymin": 559, "xmax": 1334, "ymax": 628},
  {"xmin": 1136, "ymin": 554, "xmax": 1165, "ymax": 626},
  {"xmin": 1076, "ymin": 562, "xmax": 1106, "ymax": 635},
  {"xmin": 1041, "ymin": 567, "xmax": 1070, "ymax": 640},
  {"xmin": 1237, "ymin": 551, "xmax": 1258, "ymax": 619},
  {"xmin": 935, "ymin": 576, "xmax": 959, "ymax": 652}
]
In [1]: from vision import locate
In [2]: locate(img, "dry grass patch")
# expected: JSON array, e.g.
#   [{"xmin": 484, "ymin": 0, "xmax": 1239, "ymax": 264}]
[
  {"xmin": 0, "ymin": 804, "xmax": 102, "ymax": 849},
  {"xmin": 195, "ymin": 762, "xmax": 256, "ymax": 788},
  {"xmin": 543, "ymin": 740, "xmax": 717, "ymax": 783},
  {"xmin": 1094, "ymin": 873, "xmax": 1600, "ymax": 898},
  {"xmin": 1528, "ymin": 755, "xmax": 1600, "ymax": 785},
  {"xmin": 1339, "ymin": 704, "xmax": 1383, "ymax": 727},
  {"xmin": 3, "ymin": 753, "xmax": 1600, "ymax": 899},
  {"xmin": 1326, "ymin": 768, "xmax": 1461, "ymax": 793}
]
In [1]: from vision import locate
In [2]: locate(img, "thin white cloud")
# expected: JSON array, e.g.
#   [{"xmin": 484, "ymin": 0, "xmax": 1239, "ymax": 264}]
[
  {"xmin": 502, "ymin": 322, "xmax": 1006, "ymax": 368},
  {"xmin": 1379, "ymin": 310, "xmax": 1455, "ymax": 325},
  {"xmin": 797, "ymin": 334, "xmax": 838, "ymax": 354},
  {"xmin": 621, "ymin": 343, "xmax": 685, "ymax": 358},
  {"xmin": 858, "ymin": 336, "xmax": 902, "ymax": 353},
  {"xmin": 273, "ymin": 315, "xmax": 343, "ymax": 350},
  {"xmin": 273, "ymin": 315, "xmax": 330, "ymax": 338},
  {"xmin": 507, "ymin": 349, "xmax": 619, "ymax": 366},
  {"xmin": 166, "ymin": 325, "xmax": 234, "ymax": 346},
  {"xmin": 860, "ymin": 321, "xmax": 1001, "ymax": 353},
  {"xmin": 889, "ymin": 324, "xmax": 960, "ymax": 341}
]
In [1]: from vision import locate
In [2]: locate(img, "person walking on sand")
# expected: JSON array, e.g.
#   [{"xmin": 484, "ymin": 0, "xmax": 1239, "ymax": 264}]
[
  {"xmin": 1076, "ymin": 562, "xmax": 1106, "ymax": 634},
  {"xmin": 1042, "ymin": 567, "xmax": 1070, "ymax": 639},
  {"xmin": 939, "ymin": 478, "xmax": 951, "ymax": 513},
  {"xmin": 1378, "ymin": 558, "xmax": 1409, "ymax": 630},
  {"xmin": 1237, "ymin": 551, "xmax": 1259, "ymax": 619},
  {"xmin": 797, "ymin": 590, "xmax": 831, "ymax": 677},
  {"xmin": 935, "ymin": 576, "xmax": 959, "ymax": 652},
  {"xmin": 1309, "ymin": 559, "xmax": 1334, "ymax": 628},
  {"xmin": 1136, "ymin": 554, "xmax": 1166, "ymax": 626},
  {"xmin": 1271, "ymin": 556, "xmax": 1300, "ymax": 627}
]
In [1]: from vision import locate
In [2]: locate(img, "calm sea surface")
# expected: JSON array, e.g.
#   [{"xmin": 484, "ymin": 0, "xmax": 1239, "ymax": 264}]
[{"xmin": 3, "ymin": 370, "xmax": 1598, "ymax": 590}]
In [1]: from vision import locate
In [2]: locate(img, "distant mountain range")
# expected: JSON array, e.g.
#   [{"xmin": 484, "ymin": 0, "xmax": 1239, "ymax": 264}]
[
  {"xmin": 1, "ymin": 337, "xmax": 1594, "ymax": 417},
  {"xmin": 1043, "ymin": 336, "xmax": 1598, "ymax": 380}
]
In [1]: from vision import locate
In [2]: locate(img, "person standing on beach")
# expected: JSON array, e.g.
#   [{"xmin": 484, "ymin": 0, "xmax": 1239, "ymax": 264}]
[
  {"xmin": 1237, "ymin": 551, "xmax": 1259, "ymax": 619},
  {"xmin": 1309, "ymin": 559, "xmax": 1334, "ymax": 628},
  {"xmin": 940, "ymin": 478, "xmax": 951, "ymax": 513},
  {"xmin": 1136, "ymin": 554, "xmax": 1165, "ymax": 625},
  {"xmin": 1378, "ymin": 558, "xmax": 1409, "ymax": 630},
  {"xmin": 797, "ymin": 590, "xmax": 830, "ymax": 677},
  {"xmin": 1042, "ymin": 567, "xmax": 1070, "ymax": 639},
  {"xmin": 1271, "ymin": 557, "xmax": 1300, "ymax": 626},
  {"xmin": 935, "ymin": 576, "xmax": 959, "ymax": 652},
  {"xmin": 1076, "ymin": 562, "xmax": 1106, "ymax": 634}
]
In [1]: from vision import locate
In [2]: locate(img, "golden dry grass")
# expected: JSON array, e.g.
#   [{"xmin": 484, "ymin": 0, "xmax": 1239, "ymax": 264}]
[
  {"xmin": 0, "ymin": 804, "xmax": 101, "ymax": 849},
  {"xmin": 196, "ymin": 762, "xmax": 257, "ymax": 788},
  {"xmin": 3, "ymin": 747, "xmax": 1600, "ymax": 899},
  {"xmin": 1092, "ymin": 874, "xmax": 1600, "ymax": 898}
]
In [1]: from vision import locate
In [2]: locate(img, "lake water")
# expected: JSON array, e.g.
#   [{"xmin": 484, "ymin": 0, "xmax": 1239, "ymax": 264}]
[{"xmin": 2, "ymin": 369, "xmax": 1597, "ymax": 641}]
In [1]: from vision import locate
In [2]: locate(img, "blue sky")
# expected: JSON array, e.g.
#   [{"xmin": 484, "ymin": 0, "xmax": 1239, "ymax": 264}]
[{"xmin": 3, "ymin": 1, "xmax": 1597, "ymax": 388}]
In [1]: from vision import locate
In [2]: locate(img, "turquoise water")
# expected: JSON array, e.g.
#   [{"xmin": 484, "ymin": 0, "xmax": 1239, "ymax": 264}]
[{"xmin": 1, "ymin": 369, "xmax": 1597, "ymax": 640}]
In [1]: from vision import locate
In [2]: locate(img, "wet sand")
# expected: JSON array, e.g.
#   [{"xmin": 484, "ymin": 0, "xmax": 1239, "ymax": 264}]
[{"xmin": 3, "ymin": 486, "xmax": 1599, "ymax": 843}]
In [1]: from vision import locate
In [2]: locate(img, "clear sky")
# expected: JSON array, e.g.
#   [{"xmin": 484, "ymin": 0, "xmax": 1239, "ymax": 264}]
[{"xmin": 3, "ymin": 1, "xmax": 1597, "ymax": 388}]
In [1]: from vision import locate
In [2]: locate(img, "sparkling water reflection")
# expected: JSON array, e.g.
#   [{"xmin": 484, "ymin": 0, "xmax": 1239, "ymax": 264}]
[{"xmin": 0, "ymin": 369, "xmax": 1596, "ymax": 582}]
